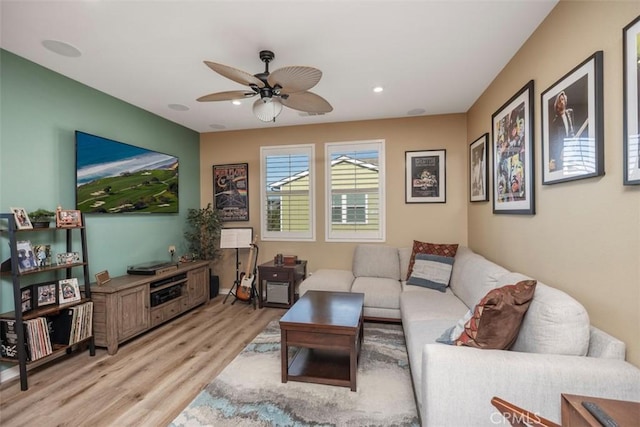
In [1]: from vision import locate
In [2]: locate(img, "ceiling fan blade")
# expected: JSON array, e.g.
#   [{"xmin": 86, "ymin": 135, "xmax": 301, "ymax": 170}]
[
  {"xmin": 204, "ymin": 61, "xmax": 265, "ymax": 88},
  {"xmin": 197, "ymin": 90, "xmax": 256, "ymax": 102},
  {"xmin": 268, "ymin": 66, "xmax": 322, "ymax": 93},
  {"xmin": 281, "ymin": 91, "xmax": 333, "ymax": 113}
]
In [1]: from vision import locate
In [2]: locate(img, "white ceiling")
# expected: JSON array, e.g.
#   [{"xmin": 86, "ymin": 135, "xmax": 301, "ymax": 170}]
[{"xmin": 0, "ymin": 0, "xmax": 558, "ymax": 133}]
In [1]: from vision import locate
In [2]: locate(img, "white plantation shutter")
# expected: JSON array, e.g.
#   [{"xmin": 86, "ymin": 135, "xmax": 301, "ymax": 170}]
[
  {"xmin": 260, "ymin": 144, "xmax": 315, "ymax": 241},
  {"xmin": 325, "ymin": 140, "xmax": 385, "ymax": 242}
]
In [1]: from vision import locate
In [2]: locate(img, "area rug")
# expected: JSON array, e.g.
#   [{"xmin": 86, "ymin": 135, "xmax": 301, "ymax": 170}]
[{"xmin": 170, "ymin": 321, "xmax": 419, "ymax": 426}]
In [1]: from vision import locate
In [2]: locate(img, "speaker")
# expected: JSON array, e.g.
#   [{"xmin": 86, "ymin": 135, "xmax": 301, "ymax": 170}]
[
  {"xmin": 209, "ymin": 274, "xmax": 219, "ymax": 299},
  {"xmin": 266, "ymin": 281, "xmax": 289, "ymax": 304}
]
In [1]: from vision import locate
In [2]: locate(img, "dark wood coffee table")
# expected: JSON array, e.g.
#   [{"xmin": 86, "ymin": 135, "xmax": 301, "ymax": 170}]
[{"xmin": 279, "ymin": 290, "xmax": 364, "ymax": 391}]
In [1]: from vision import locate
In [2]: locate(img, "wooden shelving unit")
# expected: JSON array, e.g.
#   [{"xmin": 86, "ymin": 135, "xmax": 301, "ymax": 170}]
[{"xmin": 0, "ymin": 212, "xmax": 95, "ymax": 390}]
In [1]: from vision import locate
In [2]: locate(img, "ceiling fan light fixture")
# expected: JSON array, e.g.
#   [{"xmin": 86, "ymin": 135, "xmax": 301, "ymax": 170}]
[{"xmin": 253, "ymin": 98, "xmax": 283, "ymax": 122}]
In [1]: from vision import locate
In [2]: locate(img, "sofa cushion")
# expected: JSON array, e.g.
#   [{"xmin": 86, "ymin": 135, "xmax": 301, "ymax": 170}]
[
  {"xmin": 449, "ymin": 249, "xmax": 509, "ymax": 309},
  {"xmin": 351, "ymin": 276, "xmax": 401, "ymax": 310},
  {"xmin": 407, "ymin": 253, "xmax": 454, "ymax": 292},
  {"xmin": 400, "ymin": 286, "xmax": 469, "ymax": 322},
  {"xmin": 406, "ymin": 240, "xmax": 458, "ymax": 280},
  {"xmin": 454, "ymin": 280, "xmax": 537, "ymax": 350},
  {"xmin": 298, "ymin": 269, "xmax": 354, "ymax": 296},
  {"xmin": 399, "ymin": 247, "xmax": 412, "ymax": 280},
  {"xmin": 352, "ymin": 244, "xmax": 400, "ymax": 280},
  {"xmin": 497, "ymin": 273, "xmax": 590, "ymax": 356}
]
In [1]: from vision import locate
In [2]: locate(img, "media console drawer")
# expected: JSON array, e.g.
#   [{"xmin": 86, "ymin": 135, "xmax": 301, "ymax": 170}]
[{"xmin": 90, "ymin": 261, "xmax": 209, "ymax": 355}]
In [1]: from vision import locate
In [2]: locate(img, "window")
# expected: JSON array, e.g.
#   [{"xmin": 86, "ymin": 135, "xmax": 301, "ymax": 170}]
[
  {"xmin": 325, "ymin": 140, "xmax": 385, "ymax": 242},
  {"xmin": 260, "ymin": 144, "xmax": 315, "ymax": 241}
]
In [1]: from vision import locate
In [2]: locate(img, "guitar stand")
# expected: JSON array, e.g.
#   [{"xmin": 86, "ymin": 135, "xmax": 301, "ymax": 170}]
[{"xmin": 223, "ymin": 244, "xmax": 259, "ymax": 309}]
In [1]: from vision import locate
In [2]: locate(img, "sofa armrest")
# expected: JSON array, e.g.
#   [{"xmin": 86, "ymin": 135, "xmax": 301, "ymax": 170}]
[{"xmin": 420, "ymin": 344, "xmax": 640, "ymax": 427}]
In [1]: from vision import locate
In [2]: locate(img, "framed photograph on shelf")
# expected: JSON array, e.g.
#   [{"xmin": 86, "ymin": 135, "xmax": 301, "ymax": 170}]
[
  {"xmin": 59, "ymin": 278, "xmax": 81, "ymax": 304},
  {"xmin": 541, "ymin": 51, "xmax": 604, "ymax": 185},
  {"xmin": 21, "ymin": 287, "xmax": 33, "ymax": 313},
  {"xmin": 470, "ymin": 133, "xmax": 489, "ymax": 202},
  {"xmin": 32, "ymin": 244, "xmax": 52, "ymax": 268},
  {"xmin": 56, "ymin": 209, "xmax": 82, "ymax": 228},
  {"xmin": 35, "ymin": 281, "xmax": 58, "ymax": 308},
  {"xmin": 405, "ymin": 150, "xmax": 446, "ymax": 203},
  {"xmin": 16, "ymin": 240, "xmax": 38, "ymax": 273},
  {"xmin": 213, "ymin": 163, "xmax": 249, "ymax": 221},
  {"xmin": 9, "ymin": 207, "xmax": 33, "ymax": 230},
  {"xmin": 492, "ymin": 80, "xmax": 535, "ymax": 215},
  {"xmin": 623, "ymin": 16, "xmax": 640, "ymax": 185},
  {"xmin": 56, "ymin": 252, "xmax": 81, "ymax": 266}
]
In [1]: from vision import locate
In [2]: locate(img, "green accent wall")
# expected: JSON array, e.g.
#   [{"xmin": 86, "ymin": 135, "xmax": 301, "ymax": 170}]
[{"xmin": 0, "ymin": 49, "xmax": 201, "ymax": 314}]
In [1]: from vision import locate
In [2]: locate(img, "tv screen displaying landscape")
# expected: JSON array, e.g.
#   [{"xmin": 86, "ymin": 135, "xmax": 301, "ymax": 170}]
[{"xmin": 75, "ymin": 131, "xmax": 179, "ymax": 214}]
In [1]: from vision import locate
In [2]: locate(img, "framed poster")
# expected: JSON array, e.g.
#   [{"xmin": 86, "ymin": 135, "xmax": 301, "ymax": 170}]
[
  {"xmin": 492, "ymin": 80, "xmax": 535, "ymax": 215},
  {"xmin": 213, "ymin": 163, "xmax": 249, "ymax": 222},
  {"xmin": 542, "ymin": 51, "xmax": 604, "ymax": 185},
  {"xmin": 405, "ymin": 150, "xmax": 446, "ymax": 203},
  {"xmin": 469, "ymin": 133, "xmax": 489, "ymax": 202},
  {"xmin": 623, "ymin": 16, "xmax": 640, "ymax": 185}
]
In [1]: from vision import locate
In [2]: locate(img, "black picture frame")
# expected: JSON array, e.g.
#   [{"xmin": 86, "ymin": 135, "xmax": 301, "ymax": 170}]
[
  {"xmin": 491, "ymin": 80, "xmax": 535, "ymax": 215},
  {"xmin": 35, "ymin": 281, "xmax": 58, "ymax": 308},
  {"xmin": 213, "ymin": 163, "xmax": 249, "ymax": 221},
  {"xmin": 21, "ymin": 287, "xmax": 33, "ymax": 313},
  {"xmin": 623, "ymin": 16, "xmax": 640, "ymax": 185},
  {"xmin": 469, "ymin": 133, "xmax": 489, "ymax": 202},
  {"xmin": 541, "ymin": 51, "xmax": 604, "ymax": 185},
  {"xmin": 405, "ymin": 150, "xmax": 446, "ymax": 203}
]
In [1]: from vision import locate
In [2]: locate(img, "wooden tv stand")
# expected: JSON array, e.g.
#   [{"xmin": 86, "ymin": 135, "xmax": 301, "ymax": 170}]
[{"xmin": 90, "ymin": 261, "xmax": 209, "ymax": 355}]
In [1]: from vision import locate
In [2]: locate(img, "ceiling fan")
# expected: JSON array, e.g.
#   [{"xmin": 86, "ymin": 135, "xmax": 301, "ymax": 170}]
[{"xmin": 197, "ymin": 50, "xmax": 333, "ymax": 122}]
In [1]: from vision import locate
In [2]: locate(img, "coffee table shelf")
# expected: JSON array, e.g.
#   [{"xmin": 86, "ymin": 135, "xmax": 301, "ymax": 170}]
[{"xmin": 288, "ymin": 348, "xmax": 351, "ymax": 387}]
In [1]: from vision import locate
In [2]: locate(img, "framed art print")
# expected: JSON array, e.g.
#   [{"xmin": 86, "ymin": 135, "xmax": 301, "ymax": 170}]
[
  {"xmin": 405, "ymin": 150, "xmax": 446, "ymax": 203},
  {"xmin": 491, "ymin": 80, "xmax": 535, "ymax": 215},
  {"xmin": 10, "ymin": 207, "xmax": 32, "ymax": 230},
  {"xmin": 623, "ymin": 16, "xmax": 640, "ymax": 185},
  {"xmin": 35, "ymin": 281, "xmax": 57, "ymax": 308},
  {"xmin": 213, "ymin": 163, "xmax": 249, "ymax": 221},
  {"xmin": 469, "ymin": 133, "xmax": 489, "ymax": 202},
  {"xmin": 541, "ymin": 51, "xmax": 604, "ymax": 185}
]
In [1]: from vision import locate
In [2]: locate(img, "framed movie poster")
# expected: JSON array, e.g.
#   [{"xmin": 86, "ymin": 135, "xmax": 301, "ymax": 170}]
[
  {"xmin": 469, "ymin": 133, "xmax": 489, "ymax": 202},
  {"xmin": 405, "ymin": 150, "xmax": 446, "ymax": 203},
  {"xmin": 623, "ymin": 16, "xmax": 640, "ymax": 185},
  {"xmin": 213, "ymin": 163, "xmax": 249, "ymax": 222},
  {"xmin": 542, "ymin": 51, "xmax": 604, "ymax": 185},
  {"xmin": 491, "ymin": 80, "xmax": 535, "ymax": 215}
]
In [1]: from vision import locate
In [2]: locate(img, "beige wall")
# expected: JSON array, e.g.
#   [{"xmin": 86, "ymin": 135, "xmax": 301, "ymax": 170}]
[
  {"xmin": 467, "ymin": 1, "xmax": 640, "ymax": 365},
  {"xmin": 200, "ymin": 115, "xmax": 468, "ymax": 293}
]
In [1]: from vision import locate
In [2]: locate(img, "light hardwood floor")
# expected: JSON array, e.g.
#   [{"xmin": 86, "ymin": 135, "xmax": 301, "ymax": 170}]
[{"xmin": 0, "ymin": 297, "xmax": 286, "ymax": 426}]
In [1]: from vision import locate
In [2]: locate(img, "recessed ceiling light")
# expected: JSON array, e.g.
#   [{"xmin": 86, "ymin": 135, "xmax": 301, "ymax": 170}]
[
  {"xmin": 373, "ymin": 86, "xmax": 384, "ymax": 93},
  {"xmin": 168, "ymin": 104, "xmax": 189, "ymax": 111},
  {"xmin": 42, "ymin": 40, "xmax": 82, "ymax": 57},
  {"xmin": 209, "ymin": 124, "xmax": 226, "ymax": 130},
  {"xmin": 231, "ymin": 100, "xmax": 242, "ymax": 106},
  {"xmin": 407, "ymin": 108, "xmax": 426, "ymax": 116}
]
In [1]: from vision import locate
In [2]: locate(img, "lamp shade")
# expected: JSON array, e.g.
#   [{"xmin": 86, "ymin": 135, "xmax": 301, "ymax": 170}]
[{"xmin": 253, "ymin": 98, "xmax": 283, "ymax": 122}]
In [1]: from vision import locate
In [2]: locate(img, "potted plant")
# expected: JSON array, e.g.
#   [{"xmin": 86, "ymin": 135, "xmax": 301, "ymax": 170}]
[
  {"xmin": 28, "ymin": 209, "xmax": 56, "ymax": 228},
  {"xmin": 184, "ymin": 203, "xmax": 223, "ymax": 297}
]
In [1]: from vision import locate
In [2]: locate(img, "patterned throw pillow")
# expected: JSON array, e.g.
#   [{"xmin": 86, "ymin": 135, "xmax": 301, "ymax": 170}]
[
  {"xmin": 406, "ymin": 240, "xmax": 458, "ymax": 280},
  {"xmin": 407, "ymin": 253, "xmax": 455, "ymax": 292},
  {"xmin": 454, "ymin": 280, "xmax": 537, "ymax": 350}
]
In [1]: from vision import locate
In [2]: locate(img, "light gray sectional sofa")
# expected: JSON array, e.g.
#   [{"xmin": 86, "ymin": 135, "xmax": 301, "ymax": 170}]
[{"xmin": 299, "ymin": 244, "xmax": 640, "ymax": 426}]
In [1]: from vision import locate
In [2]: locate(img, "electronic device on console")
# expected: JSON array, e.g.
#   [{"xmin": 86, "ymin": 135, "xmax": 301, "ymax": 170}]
[
  {"xmin": 127, "ymin": 260, "xmax": 178, "ymax": 275},
  {"xmin": 150, "ymin": 284, "xmax": 182, "ymax": 307}
]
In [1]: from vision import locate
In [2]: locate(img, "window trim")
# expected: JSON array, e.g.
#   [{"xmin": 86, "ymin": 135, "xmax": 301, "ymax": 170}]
[
  {"xmin": 260, "ymin": 144, "xmax": 315, "ymax": 242},
  {"xmin": 324, "ymin": 139, "xmax": 385, "ymax": 242}
]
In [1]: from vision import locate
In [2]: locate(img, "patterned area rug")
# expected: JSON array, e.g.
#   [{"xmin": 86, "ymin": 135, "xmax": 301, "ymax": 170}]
[{"xmin": 170, "ymin": 321, "xmax": 419, "ymax": 426}]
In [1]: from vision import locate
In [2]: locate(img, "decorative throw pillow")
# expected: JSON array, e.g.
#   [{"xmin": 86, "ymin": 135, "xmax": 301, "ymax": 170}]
[
  {"xmin": 407, "ymin": 253, "xmax": 455, "ymax": 292},
  {"xmin": 406, "ymin": 240, "xmax": 458, "ymax": 280},
  {"xmin": 436, "ymin": 309, "xmax": 472, "ymax": 345},
  {"xmin": 454, "ymin": 280, "xmax": 537, "ymax": 350}
]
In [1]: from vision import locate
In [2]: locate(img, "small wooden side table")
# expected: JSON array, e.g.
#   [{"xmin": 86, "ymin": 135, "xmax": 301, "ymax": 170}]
[
  {"xmin": 561, "ymin": 393, "xmax": 640, "ymax": 426},
  {"xmin": 257, "ymin": 260, "xmax": 307, "ymax": 308}
]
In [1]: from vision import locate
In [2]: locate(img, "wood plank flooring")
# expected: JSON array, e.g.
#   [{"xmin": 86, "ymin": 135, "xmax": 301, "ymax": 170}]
[{"xmin": 0, "ymin": 297, "xmax": 286, "ymax": 427}]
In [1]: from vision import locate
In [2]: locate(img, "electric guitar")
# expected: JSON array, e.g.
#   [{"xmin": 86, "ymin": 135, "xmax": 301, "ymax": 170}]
[{"xmin": 236, "ymin": 237, "xmax": 258, "ymax": 301}]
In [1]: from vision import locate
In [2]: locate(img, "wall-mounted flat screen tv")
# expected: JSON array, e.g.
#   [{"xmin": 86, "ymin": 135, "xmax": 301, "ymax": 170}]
[{"xmin": 75, "ymin": 131, "xmax": 179, "ymax": 214}]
